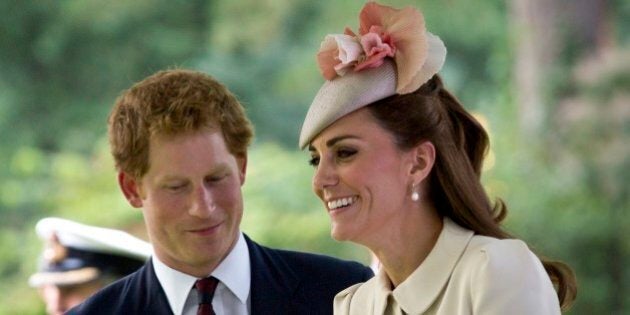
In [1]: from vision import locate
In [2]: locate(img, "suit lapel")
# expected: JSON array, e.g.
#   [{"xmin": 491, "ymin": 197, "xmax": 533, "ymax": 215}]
[
  {"xmin": 245, "ymin": 234, "xmax": 301, "ymax": 313},
  {"xmin": 141, "ymin": 259, "xmax": 176, "ymax": 314}
]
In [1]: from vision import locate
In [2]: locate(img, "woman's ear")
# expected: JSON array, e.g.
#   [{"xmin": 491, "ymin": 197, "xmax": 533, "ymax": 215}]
[
  {"xmin": 118, "ymin": 172, "xmax": 144, "ymax": 208},
  {"xmin": 410, "ymin": 141, "xmax": 436, "ymax": 183}
]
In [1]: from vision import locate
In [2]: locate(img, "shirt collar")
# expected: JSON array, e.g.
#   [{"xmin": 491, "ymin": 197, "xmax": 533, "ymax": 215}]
[
  {"xmin": 212, "ymin": 232, "xmax": 251, "ymax": 304},
  {"xmin": 153, "ymin": 232, "xmax": 251, "ymax": 315},
  {"xmin": 389, "ymin": 218, "xmax": 474, "ymax": 314}
]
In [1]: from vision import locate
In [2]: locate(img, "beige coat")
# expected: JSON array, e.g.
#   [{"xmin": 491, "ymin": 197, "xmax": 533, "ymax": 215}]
[{"xmin": 334, "ymin": 218, "xmax": 561, "ymax": 315}]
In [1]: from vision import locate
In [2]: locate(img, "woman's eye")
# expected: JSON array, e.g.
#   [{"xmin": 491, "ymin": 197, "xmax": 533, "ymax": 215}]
[
  {"xmin": 336, "ymin": 148, "xmax": 357, "ymax": 159},
  {"xmin": 308, "ymin": 156, "xmax": 320, "ymax": 167}
]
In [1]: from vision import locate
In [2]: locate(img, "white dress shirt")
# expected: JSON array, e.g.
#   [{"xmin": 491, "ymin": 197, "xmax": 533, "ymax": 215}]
[{"xmin": 153, "ymin": 232, "xmax": 251, "ymax": 315}]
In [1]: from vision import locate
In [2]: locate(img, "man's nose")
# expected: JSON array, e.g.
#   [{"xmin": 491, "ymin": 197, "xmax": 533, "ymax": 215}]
[{"xmin": 189, "ymin": 186, "xmax": 215, "ymax": 218}]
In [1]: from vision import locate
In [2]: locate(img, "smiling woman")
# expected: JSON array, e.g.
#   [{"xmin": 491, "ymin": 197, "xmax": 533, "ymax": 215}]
[
  {"xmin": 300, "ymin": 2, "xmax": 576, "ymax": 314},
  {"xmin": 309, "ymin": 108, "xmax": 419, "ymax": 244}
]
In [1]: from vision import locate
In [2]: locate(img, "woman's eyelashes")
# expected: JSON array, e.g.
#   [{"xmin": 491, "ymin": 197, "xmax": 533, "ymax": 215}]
[
  {"xmin": 308, "ymin": 147, "xmax": 357, "ymax": 167},
  {"xmin": 336, "ymin": 147, "xmax": 357, "ymax": 160},
  {"xmin": 309, "ymin": 155, "xmax": 320, "ymax": 167}
]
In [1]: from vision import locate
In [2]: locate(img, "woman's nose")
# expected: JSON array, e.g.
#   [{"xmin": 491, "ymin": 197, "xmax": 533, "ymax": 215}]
[{"xmin": 312, "ymin": 158, "xmax": 338, "ymax": 192}]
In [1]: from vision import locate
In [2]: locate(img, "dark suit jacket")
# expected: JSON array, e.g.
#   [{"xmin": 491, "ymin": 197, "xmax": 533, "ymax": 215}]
[{"xmin": 67, "ymin": 234, "xmax": 373, "ymax": 314}]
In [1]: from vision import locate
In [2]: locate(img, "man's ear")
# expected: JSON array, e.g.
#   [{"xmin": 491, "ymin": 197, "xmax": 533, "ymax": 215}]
[
  {"xmin": 237, "ymin": 154, "xmax": 248, "ymax": 186},
  {"xmin": 410, "ymin": 141, "xmax": 436, "ymax": 183},
  {"xmin": 118, "ymin": 172, "xmax": 143, "ymax": 208}
]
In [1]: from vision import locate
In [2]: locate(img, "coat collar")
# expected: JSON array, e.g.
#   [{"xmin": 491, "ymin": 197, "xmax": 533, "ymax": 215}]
[{"xmin": 374, "ymin": 218, "xmax": 474, "ymax": 314}]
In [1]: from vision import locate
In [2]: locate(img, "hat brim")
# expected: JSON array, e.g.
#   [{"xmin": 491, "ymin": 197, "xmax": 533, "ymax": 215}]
[
  {"xmin": 35, "ymin": 217, "xmax": 152, "ymax": 260},
  {"xmin": 299, "ymin": 60, "xmax": 396, "ymax": 149}
]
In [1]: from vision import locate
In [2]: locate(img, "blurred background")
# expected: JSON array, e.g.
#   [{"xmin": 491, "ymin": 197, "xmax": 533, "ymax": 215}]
[{"xmin": 0, "ymin": 0, "xmax": 627, "ymax": 313}]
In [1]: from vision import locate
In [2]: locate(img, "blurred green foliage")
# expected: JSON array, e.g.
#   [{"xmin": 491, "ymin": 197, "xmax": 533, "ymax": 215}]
[{"xmin": 0, "ymin": 0, "xmax": 627, "ymax": 314}]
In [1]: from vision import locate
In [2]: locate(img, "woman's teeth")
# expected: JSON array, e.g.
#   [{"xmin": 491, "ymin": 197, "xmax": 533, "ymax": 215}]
[{"xmin": 328, "ymin": 197, "xmax": 355, "ymax": 210}]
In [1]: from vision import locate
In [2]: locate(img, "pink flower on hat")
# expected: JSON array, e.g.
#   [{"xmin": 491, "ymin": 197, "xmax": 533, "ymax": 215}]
[
  {"xmin": 355, "ymin": 26, "xmax": 396, "ymax": 71},
  {"xmin": 302, "ymin": 2, "xmax": 447, "ymax": 149},
  {"xmin": 316, "ymin": 2, "xmax": 441, "ymax": 94},
  {"xmin": 317, "ymin": 33, "xmax": 364, "ymax": 79}
]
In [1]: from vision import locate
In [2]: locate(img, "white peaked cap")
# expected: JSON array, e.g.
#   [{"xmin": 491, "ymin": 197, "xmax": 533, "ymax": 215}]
[{"xmin": 34, "ymin": 217, "xmax": 152, "ymax": 260}]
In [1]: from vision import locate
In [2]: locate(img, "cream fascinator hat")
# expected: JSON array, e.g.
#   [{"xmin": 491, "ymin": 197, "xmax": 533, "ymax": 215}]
[{"xmin": 299, "ymin": 2, "xmax": 447, "ymax": 149}]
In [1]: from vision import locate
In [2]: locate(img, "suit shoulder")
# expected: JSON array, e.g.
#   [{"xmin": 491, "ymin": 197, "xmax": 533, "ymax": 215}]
[
  {"xmin": 276, "ymin": 248, "xmax": 372, "ymax": 278},
  {"xmin": 276, "ymin": 249, "xmax": 371, "ymax": 272},
  {"xmin": 67, "ymin": 268, "xmax": 148, "ymax": 314},
  {"xmin": 67, "ymin": 278, "xmax": 131, "ymax": 314},
  {"xmin": 247, "ymin": 237, "xmax": 372, "ymax": 280}
]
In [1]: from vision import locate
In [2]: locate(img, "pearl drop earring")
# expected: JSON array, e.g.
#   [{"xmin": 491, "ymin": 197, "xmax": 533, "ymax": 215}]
[{"xmin": 411, "ymin": 184, "xmax": 420, "ymax": 202}]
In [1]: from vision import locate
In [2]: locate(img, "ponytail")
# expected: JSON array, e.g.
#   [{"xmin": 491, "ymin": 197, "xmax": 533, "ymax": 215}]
[{"xmin": 367, "ymin": 75, "xmax": 576, "ymax": 310}]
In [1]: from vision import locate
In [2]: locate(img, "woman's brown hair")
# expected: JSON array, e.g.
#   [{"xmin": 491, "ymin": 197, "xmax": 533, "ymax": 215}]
[{"xmin": 367, "ymin": 75, "xmax": 577, "ymax": 310}]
